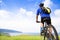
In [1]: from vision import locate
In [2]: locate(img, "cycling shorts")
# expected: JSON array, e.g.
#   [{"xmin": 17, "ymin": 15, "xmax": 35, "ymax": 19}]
[{"xmin": 41, "ymin": 17, "xmax": 51, "ymax": 25}]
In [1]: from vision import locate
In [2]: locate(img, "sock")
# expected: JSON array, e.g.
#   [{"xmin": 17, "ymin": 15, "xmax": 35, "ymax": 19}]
[{"xmin": 40, "ymin": 27, "xmax": 43, "ymax": 31}]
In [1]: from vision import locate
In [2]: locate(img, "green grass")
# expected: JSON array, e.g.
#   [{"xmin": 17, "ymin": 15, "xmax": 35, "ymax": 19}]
[{"xmin": 0, "ymin": 35, "xmax": 60, "ymax": 40}]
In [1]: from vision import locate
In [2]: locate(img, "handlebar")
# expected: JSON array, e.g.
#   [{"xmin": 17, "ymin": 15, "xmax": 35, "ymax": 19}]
[{"xmin": 36, "ymin": 21, "xmax": 41, "ymax": 23}]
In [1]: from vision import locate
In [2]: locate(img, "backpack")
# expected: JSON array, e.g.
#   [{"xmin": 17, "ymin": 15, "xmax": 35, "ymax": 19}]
[{"xmin": 42, "ymin": 7, "xmax": 51, "ymax": 14}]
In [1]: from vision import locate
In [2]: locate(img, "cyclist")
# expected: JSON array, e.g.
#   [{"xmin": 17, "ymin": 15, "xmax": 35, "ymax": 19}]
[{"xmin": 36, "ymin": 3, "xmax": 52, "ymax": 35}]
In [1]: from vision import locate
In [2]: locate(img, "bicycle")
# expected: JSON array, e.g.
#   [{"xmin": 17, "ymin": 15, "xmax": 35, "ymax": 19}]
[{"xmin": 37, "ymin": 18, "xmax": 59, "ymax": 40}]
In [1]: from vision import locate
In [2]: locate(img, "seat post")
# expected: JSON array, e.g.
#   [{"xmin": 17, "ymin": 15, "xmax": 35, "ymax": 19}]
[{"xmin": 44, "ymin": 22, "xmax": 47, "ymax": 27}]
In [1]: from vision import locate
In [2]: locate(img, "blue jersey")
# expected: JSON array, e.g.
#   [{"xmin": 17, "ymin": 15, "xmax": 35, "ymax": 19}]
[{"xmin": 36, "ymin": 8, "xmax": 50, "ymax": 17}]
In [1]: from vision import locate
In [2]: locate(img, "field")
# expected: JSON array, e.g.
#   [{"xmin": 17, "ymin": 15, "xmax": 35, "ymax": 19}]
[{"xmin": 0, "ymin": 35, "xmax": 60, "ymax": 40}]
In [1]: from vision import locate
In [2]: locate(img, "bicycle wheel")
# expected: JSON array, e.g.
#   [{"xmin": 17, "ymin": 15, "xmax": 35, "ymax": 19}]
[
  {"xmin": 41, "ymin": 26, "xmax": 48, "ymax": 40},
  {"xmin": 47, "ymin": 25, "xmax": 59, "ymax": 40}
]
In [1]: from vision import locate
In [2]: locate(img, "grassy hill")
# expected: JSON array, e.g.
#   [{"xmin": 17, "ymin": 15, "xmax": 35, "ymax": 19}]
[{"xmin": 0, "ymin": 35, "xmax": 60, "ymax": 40}]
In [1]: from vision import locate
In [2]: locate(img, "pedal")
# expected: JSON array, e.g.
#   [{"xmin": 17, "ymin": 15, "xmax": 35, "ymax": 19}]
[
  {"xmin": 40, "ymin": 32, "xmax": 44, "ymax": 36},
  {"xmin": 40, "ymin": 29, "xmax": 45, "ymax": 35}
]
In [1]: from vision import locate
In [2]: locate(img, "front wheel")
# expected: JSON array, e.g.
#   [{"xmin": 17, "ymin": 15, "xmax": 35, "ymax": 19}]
[{"xmin": 47, "ymin": 25, "xmax": 59, "ymax": 40}]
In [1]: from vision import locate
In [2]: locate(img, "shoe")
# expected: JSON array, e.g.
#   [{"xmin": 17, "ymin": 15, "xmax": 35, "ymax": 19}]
[
  {"xmin": 41, "ymin": 30, "xmax": 44, "ymax": 35},
  {"xmin": 40, "ymin": 27, "xmax": 44, "ymax": 35}
]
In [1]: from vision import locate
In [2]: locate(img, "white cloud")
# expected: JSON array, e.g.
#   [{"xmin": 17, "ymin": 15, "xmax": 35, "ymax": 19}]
[
  {"xmin": 51, "ymin": 17, "xmax": 60, "ymax": 33},
  {"xmin": 16, "ymin": 8, "xmax": 39, "ymax": 33},
  {"xmin": 54, "ymin": 9, "xmax": 60, "ymax": 17},
  {"xmin": 43, "ymin": 0, "xmax": 53, "ymax": 7},
  {"xmin": 19, "ymin": 8, "xmax": 26, "ymax": 14},
  {"xmin": 51, "ymin": 9, "xmax": 60, "ymax": 33},
  {"xmin": 0, "ymin": 8, "xmax": 40, "ymax": 33},
  {"xmin": 26, "ymin": 11, "xmax": 33, "ymax": 16},
  {"xmin": 18, "ymin": 8, "xmax": 34, "ymax": 17},
  {"xmin": 0, "ymin": 10, "xmax": 10, "ymax": 18},
  {"xmin": 52, "ymin": 9, "xmax": 60, "ymax": 26}
]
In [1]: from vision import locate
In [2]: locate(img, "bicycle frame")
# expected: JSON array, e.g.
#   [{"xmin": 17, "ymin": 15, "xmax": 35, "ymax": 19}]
[
  {"xmin": 43, "ymin": 21, "xmax": 48, "ymax": 40},
  {"xmin": 43, "ymin": 21, "xmax": 52, "ymax": 40}
]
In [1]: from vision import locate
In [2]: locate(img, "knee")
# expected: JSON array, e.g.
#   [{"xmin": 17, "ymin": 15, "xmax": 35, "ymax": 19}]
[{"xmin": 40, "ymin": 23, "xmax": 43, "ymax": 26}]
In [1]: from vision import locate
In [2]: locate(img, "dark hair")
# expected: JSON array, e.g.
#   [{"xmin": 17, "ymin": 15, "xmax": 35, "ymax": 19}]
[{"xmin": 39, "ymin": 3, "xmax": 44, "ymax": 7}]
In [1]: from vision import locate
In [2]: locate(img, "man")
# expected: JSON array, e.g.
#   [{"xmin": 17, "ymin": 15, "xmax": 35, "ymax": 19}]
[{"xmin": 36, "ymin": 3, "xmax": 52, "ymax": 35}]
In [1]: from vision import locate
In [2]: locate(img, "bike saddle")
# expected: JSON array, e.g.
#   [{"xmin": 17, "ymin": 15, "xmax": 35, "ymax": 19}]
[{"xmin": 43, "ymin": 17, "xmax": 49, "ymax": 22}]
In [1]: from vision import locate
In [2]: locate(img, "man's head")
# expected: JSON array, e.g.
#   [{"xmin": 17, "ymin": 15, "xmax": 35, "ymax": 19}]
[{"xmin": 39, "ymin": 3, "xmax": 44, "ymax": 7}]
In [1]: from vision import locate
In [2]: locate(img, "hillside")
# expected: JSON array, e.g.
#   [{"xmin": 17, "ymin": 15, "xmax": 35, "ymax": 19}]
[{"xmin": 0, "ymin": 29, "xmax": 22, "ymax": 33}]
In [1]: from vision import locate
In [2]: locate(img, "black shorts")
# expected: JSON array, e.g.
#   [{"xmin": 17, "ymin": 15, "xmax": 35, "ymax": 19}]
[{"xmin": 41, "ymin": 17, "xmax": 51, "ymax": 25}]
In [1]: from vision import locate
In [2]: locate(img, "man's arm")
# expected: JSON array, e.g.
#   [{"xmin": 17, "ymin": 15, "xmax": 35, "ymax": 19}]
[
  {"xmin": 36, "ymin": 15, "xmax": 38, "ymax": 22},
  {"xmin": 36, "ymin": 9, "xmax": 39, "ymax": 23}
]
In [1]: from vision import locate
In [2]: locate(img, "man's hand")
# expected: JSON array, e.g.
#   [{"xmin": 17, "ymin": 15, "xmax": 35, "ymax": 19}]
[{"xmin": 36, "ymin": 21, "xmax": 40, "ymax": 23}]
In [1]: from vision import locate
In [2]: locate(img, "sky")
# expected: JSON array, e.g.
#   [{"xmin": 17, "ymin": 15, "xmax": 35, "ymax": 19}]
[{"xmin": 0, "ymin": 0, "xmax": 60, "ymax": 33}]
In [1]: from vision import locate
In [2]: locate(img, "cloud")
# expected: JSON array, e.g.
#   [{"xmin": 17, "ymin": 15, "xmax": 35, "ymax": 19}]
[
  {"xmin": 51, "ymin": 9, "xmax": 60, "ymax": 33},
  {"xmin": 18, "ymin": 8, "xmax": 34, "ymax": 17},
  {"xmin": 19, "ymin": 8, "xmax": 26, "ymax": 14},
  {"xmin": 52, "ymin": 9, "xmax": 60, "ymax": 26},
  {"xmin": 51, "ymin": 17, "xmax": 60, "ymax": 33},
  {"xmin": 0, "ymin": 10, "xmax": 10, "ymax": 18},
  {"xmin": 42, "ymin": 0, "xmax": 53, "ymax": 7},
  {"xmin": 54, "ymin": 9, "xmax": 60, "ymax": 17},
  {"xmin": 0, "ymin": 8, "xmax": 40, "ymax": 33},
  {"xmin": 16, "ymin": 8, "xmax": 39, "ymax": 33}
]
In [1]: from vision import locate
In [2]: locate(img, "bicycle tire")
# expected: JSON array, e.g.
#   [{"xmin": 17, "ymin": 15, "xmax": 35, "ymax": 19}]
[{"xmin": 48, "ymin": 25, "xmax": 59, "ymax": 40}]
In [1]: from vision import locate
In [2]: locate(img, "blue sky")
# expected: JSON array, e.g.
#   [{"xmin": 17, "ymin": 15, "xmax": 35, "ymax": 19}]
[
  {"xmin": 1, "ymin": 0, "xmax": 60, "ymax": 14},
  {"xmin": 0, "ymin": 0, "xmax": 60, "ymax": 33},
  {"xmin": 1, "ymin": 0, "xmax": 42, "ymax": 13}
]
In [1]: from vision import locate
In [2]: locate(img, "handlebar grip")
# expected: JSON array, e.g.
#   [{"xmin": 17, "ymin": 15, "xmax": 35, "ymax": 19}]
[{"xmin": 36, "ymin": 21, "xmax": 41, "ymax": 23}]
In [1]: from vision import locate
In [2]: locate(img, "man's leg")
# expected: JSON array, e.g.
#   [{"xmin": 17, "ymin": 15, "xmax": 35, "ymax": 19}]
[
  {"xmin": 40, "ymin": 17, "xmax": 44, "ymax": 35},
  {"xmin": 49, "ymin": 26, "xmax": 52, "ymax": 33},
  {"xmin": 40, "ymin": 23, "xmax": 44, "ymax": 35},
  {"xmin": 40, "ymin": 23, "xmax": 44, "ymax": 30},
  {"xmin": 47, "ymin": 17, "xmax": 53, "ymax": 39},
  {"xmin": 47, "ymin": 17, "xmax": 52, "ymax": 34}
]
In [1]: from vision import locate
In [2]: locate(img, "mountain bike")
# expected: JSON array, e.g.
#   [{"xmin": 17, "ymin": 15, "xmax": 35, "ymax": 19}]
[{"xmin": 37, "ymin": 18, "xmax": 59, "ymax": 40}]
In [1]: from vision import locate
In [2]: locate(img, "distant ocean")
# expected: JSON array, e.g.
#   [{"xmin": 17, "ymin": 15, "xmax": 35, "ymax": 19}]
[
  {"xmin": 9, "ymin": 33, "xmax": 23, "ymax": 36},
  {"xmin": 9, "ymin": 32, "xmax": 40, "ymax": 36}
]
